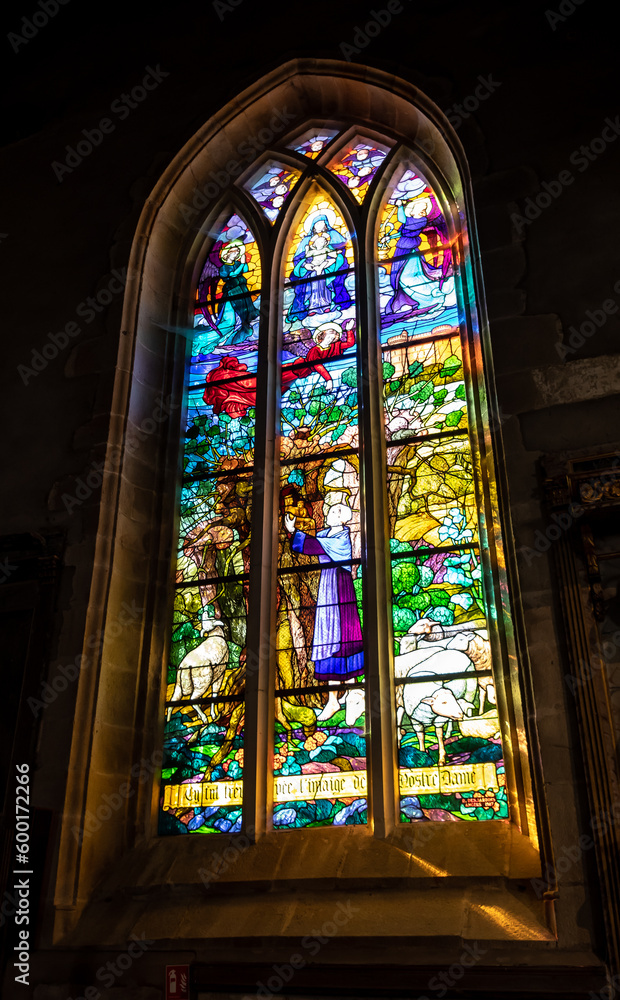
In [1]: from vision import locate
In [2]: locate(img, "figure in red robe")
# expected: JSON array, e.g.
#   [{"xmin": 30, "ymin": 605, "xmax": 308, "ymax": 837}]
[{"xmin": 203, "ymin": 356, "xmax": 257, "ymax": 419}]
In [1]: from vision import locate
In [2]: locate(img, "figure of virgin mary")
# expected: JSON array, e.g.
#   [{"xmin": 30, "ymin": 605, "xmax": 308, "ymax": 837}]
[{"xmin": 286, "ymin": 212, "xmax": 352, "ymax": 326}]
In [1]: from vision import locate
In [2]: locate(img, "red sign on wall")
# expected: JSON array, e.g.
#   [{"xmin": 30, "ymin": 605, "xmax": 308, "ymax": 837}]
[{"xmin": 166, "ymin": 965, "xmax": 190, "ymax": 1000}]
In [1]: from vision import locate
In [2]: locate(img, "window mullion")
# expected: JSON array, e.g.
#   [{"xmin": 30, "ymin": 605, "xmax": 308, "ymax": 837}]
[
  {"xmin": 243, "ymin": 248, "xmax": 278, "ymax": 840},
  {"xmin": 359, "ymin": 225, "xmax": 397, "ymax": 838}
]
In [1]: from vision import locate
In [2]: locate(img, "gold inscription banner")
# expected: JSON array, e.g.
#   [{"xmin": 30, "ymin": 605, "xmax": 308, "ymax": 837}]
[
  {"xmin": 163, "ymin": 780, "xmax": 243, "ymax": 810},
  {"xmin": 274, "ymin": 770, "xmax": 367, "ymax": 802},
  {"xmin": 162, "ymin": 762, "xmax": 498, "ymax": 812},
  {"xmin": 399, "ymin": 762, "xmax": 499, "ymax": 794}
]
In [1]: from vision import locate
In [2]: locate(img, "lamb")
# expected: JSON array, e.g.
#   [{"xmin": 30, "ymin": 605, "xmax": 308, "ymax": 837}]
[
  {"xmin": 326, "ymin": 687, "xmax": 366, "ymax": 727},
  {"xmin": 458, "ymin": 710, "xmax": 500, "ymax": 740},
  {"xmin": 395, "ymin": 637, "xmax": 478, "ymax": 765},
  {"xmin": 400, "ymin": 619, "xmax": 495, "ymax": 712},
  {"xmin": 167, "ymin": 617, "xmax": 229, "ymax": 724}
]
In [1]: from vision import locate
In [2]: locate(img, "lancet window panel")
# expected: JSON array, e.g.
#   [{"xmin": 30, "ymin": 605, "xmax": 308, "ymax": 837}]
[
  {"xmin": 159, "ymin": 211, "xmax": 260, "ymax": 835},
  {"xmin": 276, "ymin": 187, "xmax": 365, "ymax": 830},
  {"xmin": 377, "ymin": 163, "xmax": 508, "ymax": 824},
  {"xmin": 159, "ymin": 124, "xmax": 514, "ymax": 836}
]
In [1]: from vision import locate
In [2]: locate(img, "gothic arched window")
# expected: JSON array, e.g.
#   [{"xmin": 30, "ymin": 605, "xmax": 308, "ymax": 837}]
[{"xmin": 159, "ymin": 123, "xmax": 515, "ymax": 837}]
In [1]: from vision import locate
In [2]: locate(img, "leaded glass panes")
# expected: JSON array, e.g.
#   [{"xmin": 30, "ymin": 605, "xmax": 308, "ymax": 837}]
[
  {"xmin": 159, "ymin": 214, "xmax": 260, "ymax": 835},
  {"xmin": 327, "ymin": 139, "xmax": 390, "ymax": 204},
  {"xmin": 377, "ymin": 167, "xmax": 508, "ymax": 824},
  {"xmin": 382, "ymin": 331, "xmax": 466, "ymax": 436},
  {"xmin": 287, "ymin": 128, "xmax": 339, "ymax": 159},
  {"xmin": 159, "ymin": 128, "xmax": 513, "ymax": 838},
  {"xmin": 245, "ymin": 161, "xmax": 302, "ymax": 223},
  {"xmin": 377, "ymin": 169, "xmax": 456, "ymax": 336},
  {"xmin": 275, "ymin": 190, "xmax": 367, "ymax": 829}
]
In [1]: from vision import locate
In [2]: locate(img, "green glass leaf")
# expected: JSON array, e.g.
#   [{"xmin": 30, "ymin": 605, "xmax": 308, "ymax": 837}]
[
  {"xmin": 170, "ymin": 621, "xmax": 200, "ymax": 667},
  {"xmin": 393, "ymin": 606, "xmax": 416, "ymax": 634},
  {"xmin": 427, "ymin": 605, "xmax": 454, "ymax": 625},
  {"xmin": 439, "ymin": 355, "xmax": 462, "ymax": 378},
  {"xmin": 402, "ymin": 593, "xmax": 431, "ymax": 612},
  {"xmin": 390, "ymin": 539, "xmax": 413, "ymax": 554},
  {"xmin": 428, "ymin": 589, "xmax": 450, "ymax": 607},
  {"xmin": 391, "ymin": 560, "xmax": 420, "ymax": 594},
  {"xmin": 411, "ymin": 382, "xmax": 433, "ymax": 403}
]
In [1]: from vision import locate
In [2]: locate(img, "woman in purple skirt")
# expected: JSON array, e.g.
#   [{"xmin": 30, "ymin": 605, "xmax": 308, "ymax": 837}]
[{"xmin": 284, "ymin": 500, "xmax": 364, "ymax": 721}]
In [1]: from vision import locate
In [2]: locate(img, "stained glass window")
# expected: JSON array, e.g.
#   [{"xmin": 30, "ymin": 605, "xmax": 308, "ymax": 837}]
[{"xmin": 159, "ymin": 126, "xmax": 512, "ymax": 835}]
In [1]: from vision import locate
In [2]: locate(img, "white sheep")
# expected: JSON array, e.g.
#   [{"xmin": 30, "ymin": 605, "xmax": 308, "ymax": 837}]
[
  {"xmin": 331, "ymin": 687, "xmax": 366, "ymax": 727},
  {"xmin": 167, "ymin": 617, "xmax": 229, "ymax": 724},
  {"xmin": 395, "ymin": 639, "xmax": 478, "ymax": 765},
  {"xmin": 399, "ymin": 619, "xmax": 496, "ymax": 712}
]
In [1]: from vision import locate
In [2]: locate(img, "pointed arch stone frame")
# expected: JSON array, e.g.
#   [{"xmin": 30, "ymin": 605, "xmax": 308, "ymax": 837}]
[{"xmin": 50, "ymin": 59, "xmax": 554, "ymax": 954}]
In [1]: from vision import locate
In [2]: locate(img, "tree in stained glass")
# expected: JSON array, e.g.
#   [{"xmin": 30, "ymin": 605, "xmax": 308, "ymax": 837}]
[
  {"xmin": 245, "ymin": 161, "xmax": 301, "ymax": 223},
  {"xmin": 328, "ymin": 139, "xmax": 390, "ymax": 204},
  {"xmin": 159, "ymin": 213, "xmax": 260, "ymax": 835},
  {"xmin": 377, "ymin": 167, "xmax": 508, "ymax": 824},
  {"xmin": 274, "ymin": 190, "xmax": 367, "ymax": 829}
]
